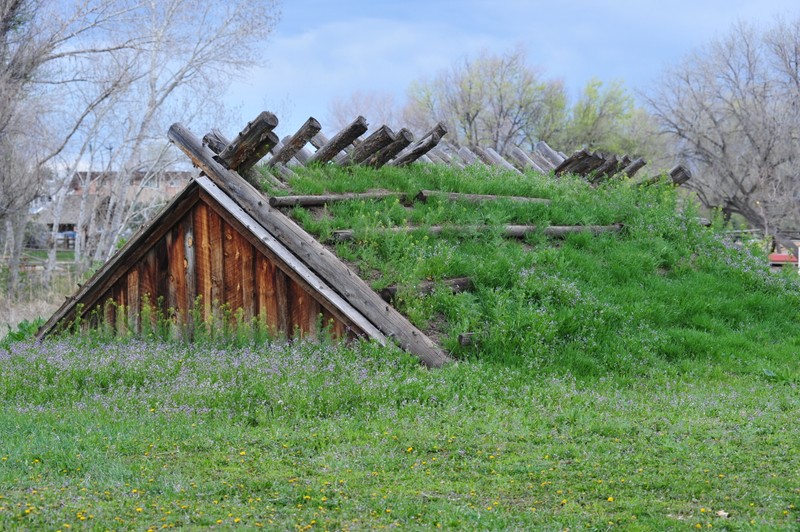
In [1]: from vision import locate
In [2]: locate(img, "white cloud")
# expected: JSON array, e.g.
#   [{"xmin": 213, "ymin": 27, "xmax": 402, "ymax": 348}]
[{"xmin": 224, "ymin": 0, "xmax": 800, "ymax": 136}]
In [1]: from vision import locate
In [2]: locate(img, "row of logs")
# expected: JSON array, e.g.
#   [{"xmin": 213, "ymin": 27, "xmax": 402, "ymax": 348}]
[{"xmin": 199, "ymin": 111, "xmax": 688, "ymax": 190}]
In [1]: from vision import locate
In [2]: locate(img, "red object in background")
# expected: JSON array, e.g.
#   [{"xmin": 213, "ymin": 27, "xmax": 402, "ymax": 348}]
[{"xmin": 768, "ymin": 253, "xmax": 798, "ymax": 264}]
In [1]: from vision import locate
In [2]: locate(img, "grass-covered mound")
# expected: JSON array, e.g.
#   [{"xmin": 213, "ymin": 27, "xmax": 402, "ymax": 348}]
[
  {"xmin": 287, "ymin": 164, "xmax": 800, "ymax": 379},
  {"xmin": 2, "ymin": 165, "xmax": 799, "ymax": 530}
]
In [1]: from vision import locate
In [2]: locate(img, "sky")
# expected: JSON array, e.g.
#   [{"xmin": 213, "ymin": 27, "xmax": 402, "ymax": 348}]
[{"xmin": 225, "ymin": 0, "xmax": 800, "ymax": 135}]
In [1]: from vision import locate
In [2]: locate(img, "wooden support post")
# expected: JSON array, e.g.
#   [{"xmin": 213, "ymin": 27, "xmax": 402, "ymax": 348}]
[
  {"xmin": 168, "ymin": 123, "xmax": 451, "ymax": 368},
  {"xmin": 343, "ymin": 125, "xmax": 396, "ymax": 165},
  {"xmin": 457, "ymin": 146, "xmax": 482, "ymax": 166},
  {"xmin": 267, "ymin": 117, "xmax": 321, "ymax": 167},
  {"xmin": 486, "ymin": 147, "xmax": 522, "ymax": 174},
  {"xmin": 366, "ymin": 128, "xmax": 414, "ymax": 168},
  {"xmin": 309, "ymin": 132, "xmax": 330, "ymax": 150},
  {"xmin": 640, "ymin": 164, "xmax": 691, "ymax": 187},
  {"xmin": 307, "ymin": 116, "xmax": 368, "ymax": 165},
  {"xmin": 621, "ymin": 157, "xmax": 647, "ymax": 178},
  {"xmin": 389, "ymin": 132, "xmax": 443, "ymax": 167},
  {"xmin": 269, "ymin": 190, "xmax": 404, "ymax": 208},
  {"xmin": 530, "ymin": 149, "xmax": 556, "ymax": 171},
  {"xmin": 218, "ymin": 111, "xmax": 279, "ymax": 172},
  {"xmin": 535, "ymin": 140, "xmax": 565, "ymax": 167},
  {"xmin": 669, "ymin": 165, "xmax": 691, "ymax": 186},
  {"xmin": 415, "ymin": 190, "xmax": 550, "ymax": 205},
  {"xmin": 508, "ymin": 146, "xmax": 545, "ymax": 173},
  {"xmin": 389, "ymin": 122, "xmax": 448, "ymax": 167},
  {"xmin": 202, "ymin": 129, "xmax": 288, "ymax": 190},
  {"xmin": 554, "ymin": 149, "xmax": 590, "ymax": 175}
]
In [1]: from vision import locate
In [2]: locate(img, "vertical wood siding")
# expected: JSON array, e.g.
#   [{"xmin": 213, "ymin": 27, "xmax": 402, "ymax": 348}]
[{"xmin": 80, "ymin": 196, "xmax": 360, "ymax": 342}]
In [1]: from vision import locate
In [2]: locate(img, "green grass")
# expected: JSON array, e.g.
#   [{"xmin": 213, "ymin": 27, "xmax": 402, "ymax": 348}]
[{"xmin": 2, "ymin": 163, "xmax": 800, "ymax": 529}]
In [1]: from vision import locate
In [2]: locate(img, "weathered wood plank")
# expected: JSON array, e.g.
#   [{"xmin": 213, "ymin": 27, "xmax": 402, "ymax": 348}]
[
  {"xmin": 218, "ymin": 111, "xmax": 279, "ymax": 172},
  {"xmin": 269, "ymin": 190, "xmax": 404, "ymax": 208},
  {"xmin": 193, "ymin": 202, "xmax": 213, "ymax": 320},
  {"xmin": 255, "ymin": 254, "xmax": 279, "ymax": 335},
  {"xmin": 140, "ymin": 248, "xmax": 158, "ymax": 329},
  {"xmin": 198, "ymin": 185, "xmax": 384, "ymax": 342},
  {"xmin": 239, "ymin": 228, "xmax": 256, "ymax": 323},
  {"xmin": 168, "ymin": 124, "xmax": 448, "ymax": 367},
  {"xmin": 222, "ymin": 220, "xmax": 243, "ymax": 320},
  {"xmin": 415, "ymin": 190, "xmax": 550, "ymax": 205},
  {"xmin": 37, "ymin": 187, "xmax": 201, "ymax": 339},
  {"xmin": 267, "ymin": 117, "xmax": 321, "ymax": 167},
  {"xmin": 207, "ymin": 206, "xmax": 225, "ymax": 320},
  {"xmin": 274, "ymin": 266, "xmax": 290, "ymax": 336},
  {"xmin": 182, "ymin": 214, "xmax": 196, "ymax": 335},
  {"xmin": 307, "ymin": 116, "xmax": 369, "ymax": 165},
  {"xmin": 288, "ymin": 280, "xmax": 318, "ymax": 337},
  {"xmin": 127, "ymin": 267, "xmax": 140, "ymax": 333},
  {"xmin": 167, "ymin": 222, "xmax": 187, "ymax": 326}
]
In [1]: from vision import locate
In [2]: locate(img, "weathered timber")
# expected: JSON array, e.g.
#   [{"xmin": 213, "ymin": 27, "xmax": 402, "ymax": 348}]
[
  {"xmin": 486, "ymin": 147, "xmax": 523, "ymax": 174},
  {"xmin": 332, "ymin": 223, "xmax": 623, "ymax": 241},
  {"xmin": 457, "ymin": 146, "xmax": 481, "ymax": 165},
  {"xmin": 508, "ymin": 146, "xmax": 545, "ymax": 173},
  {"xmin": 471, "ymin": 145, "xmax": 496, "ymax": 166},
  {"xmin": 589, "ymin": 154, "xmax": 619, "ymax": 183},
  {"xmin": 535, "ymin": 140, "xmax": 565, "ymax": 167},
  {"xmin": 669, "ymin": 165, "xmax": 691, "ymax": 186},
  {"xmin": 389, "ymin": 132, "xmax": 443, "ymax": 167},
  {"xmin": 366, "ymin": 128, "xmax": 414, "ymax": 168},
  {"xmin": 343, "ymin": 125, "xmax": 396, "ymax": 165},
  {"xmin": 554, "ymin": 149, "xmax": 590, "ymax": 175},
  {"xmin": 307, "ymin": 116, "xmax": 368, "ymax": 165},
  {"xmin": 621, "ymin": 157, "xmax": 647, "ymax": 177},
  {"xmin": 379, "ymin": 277, "xmax": 472, "ymax": 302},
  {"xmin": 267, "ymin": 117, "xmax": 321, "ymax": 167},
  {"xmin": 269, "ymin": 190, "xmax": 404, "ymax": 208},
  {"xmin": 203, "ymin": 129, "xmax": 288, "ymax": 190},
  {"xmin": 309, "ymin": 132, "xmax": 329, "ymax": 150},
  {"xmin": 530, "ymin": 149, "xmax": 556, "ymax": 171},
  {"xmin": 218, "ymin": 111, "xmax": 279, "ymax": 172},
  {"xmin": 168, "ymin": 123, "xmax": 451, "ymax": 368},
  {"xmin": 415, "ymin": 190, "xmax": 550, "ymax": 205},
  {"xmin": 640, "ymin": 164, "xmax": 692, "ymax": 187}
]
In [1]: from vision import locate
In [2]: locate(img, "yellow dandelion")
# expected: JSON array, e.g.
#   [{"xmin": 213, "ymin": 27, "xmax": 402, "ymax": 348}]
[{"xmin": 607, "ymin": 497, "xmax": 614, "ymax": 502}]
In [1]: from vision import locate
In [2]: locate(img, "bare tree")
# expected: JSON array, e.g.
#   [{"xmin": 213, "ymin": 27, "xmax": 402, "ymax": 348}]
[
  {"xmin": 403, "ymin": 47, "xmax": 567, "ymax": 154},
  {"xmin": 0, "ymin": 0, "xmax": 282, "ymax": 296},
  {"xmin": 646, "ymin": 17, "xmax": 800, "ymax": 247},
  {"xmin": 328, "ymin": 90, "xmax": 399, "ymax": 131}
]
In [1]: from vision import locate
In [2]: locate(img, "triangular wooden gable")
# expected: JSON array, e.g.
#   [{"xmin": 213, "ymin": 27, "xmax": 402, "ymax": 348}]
[{"xmin": 37, "ymin": 176, "xmax": 385, "ymax": 343}]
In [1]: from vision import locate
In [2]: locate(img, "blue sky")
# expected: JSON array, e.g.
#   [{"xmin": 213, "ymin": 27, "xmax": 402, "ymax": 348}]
[{"xmin": 226, "ymin": 0, "xmax": 800, "ymax": 135}]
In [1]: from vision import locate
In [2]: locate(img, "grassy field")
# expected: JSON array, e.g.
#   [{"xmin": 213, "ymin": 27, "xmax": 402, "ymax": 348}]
[{"xmin": 1, "ymin": 164, "xmax": 799, "ymax": 530}]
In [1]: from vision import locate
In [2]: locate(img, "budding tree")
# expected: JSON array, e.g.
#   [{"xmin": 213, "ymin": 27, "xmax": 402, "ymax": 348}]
[
  {"xmin": 403, "ymin": 47, "xmax": 567, "ymax": 154},
  {"xmin": 646, "ymin": 17, "xmax": 800, "ymax": 245}
]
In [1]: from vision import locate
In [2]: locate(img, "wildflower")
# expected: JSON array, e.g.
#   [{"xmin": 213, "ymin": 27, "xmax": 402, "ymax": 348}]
[{"xmin": 607, "ymin": 497, "xmax": 614, "ymax": 502}]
